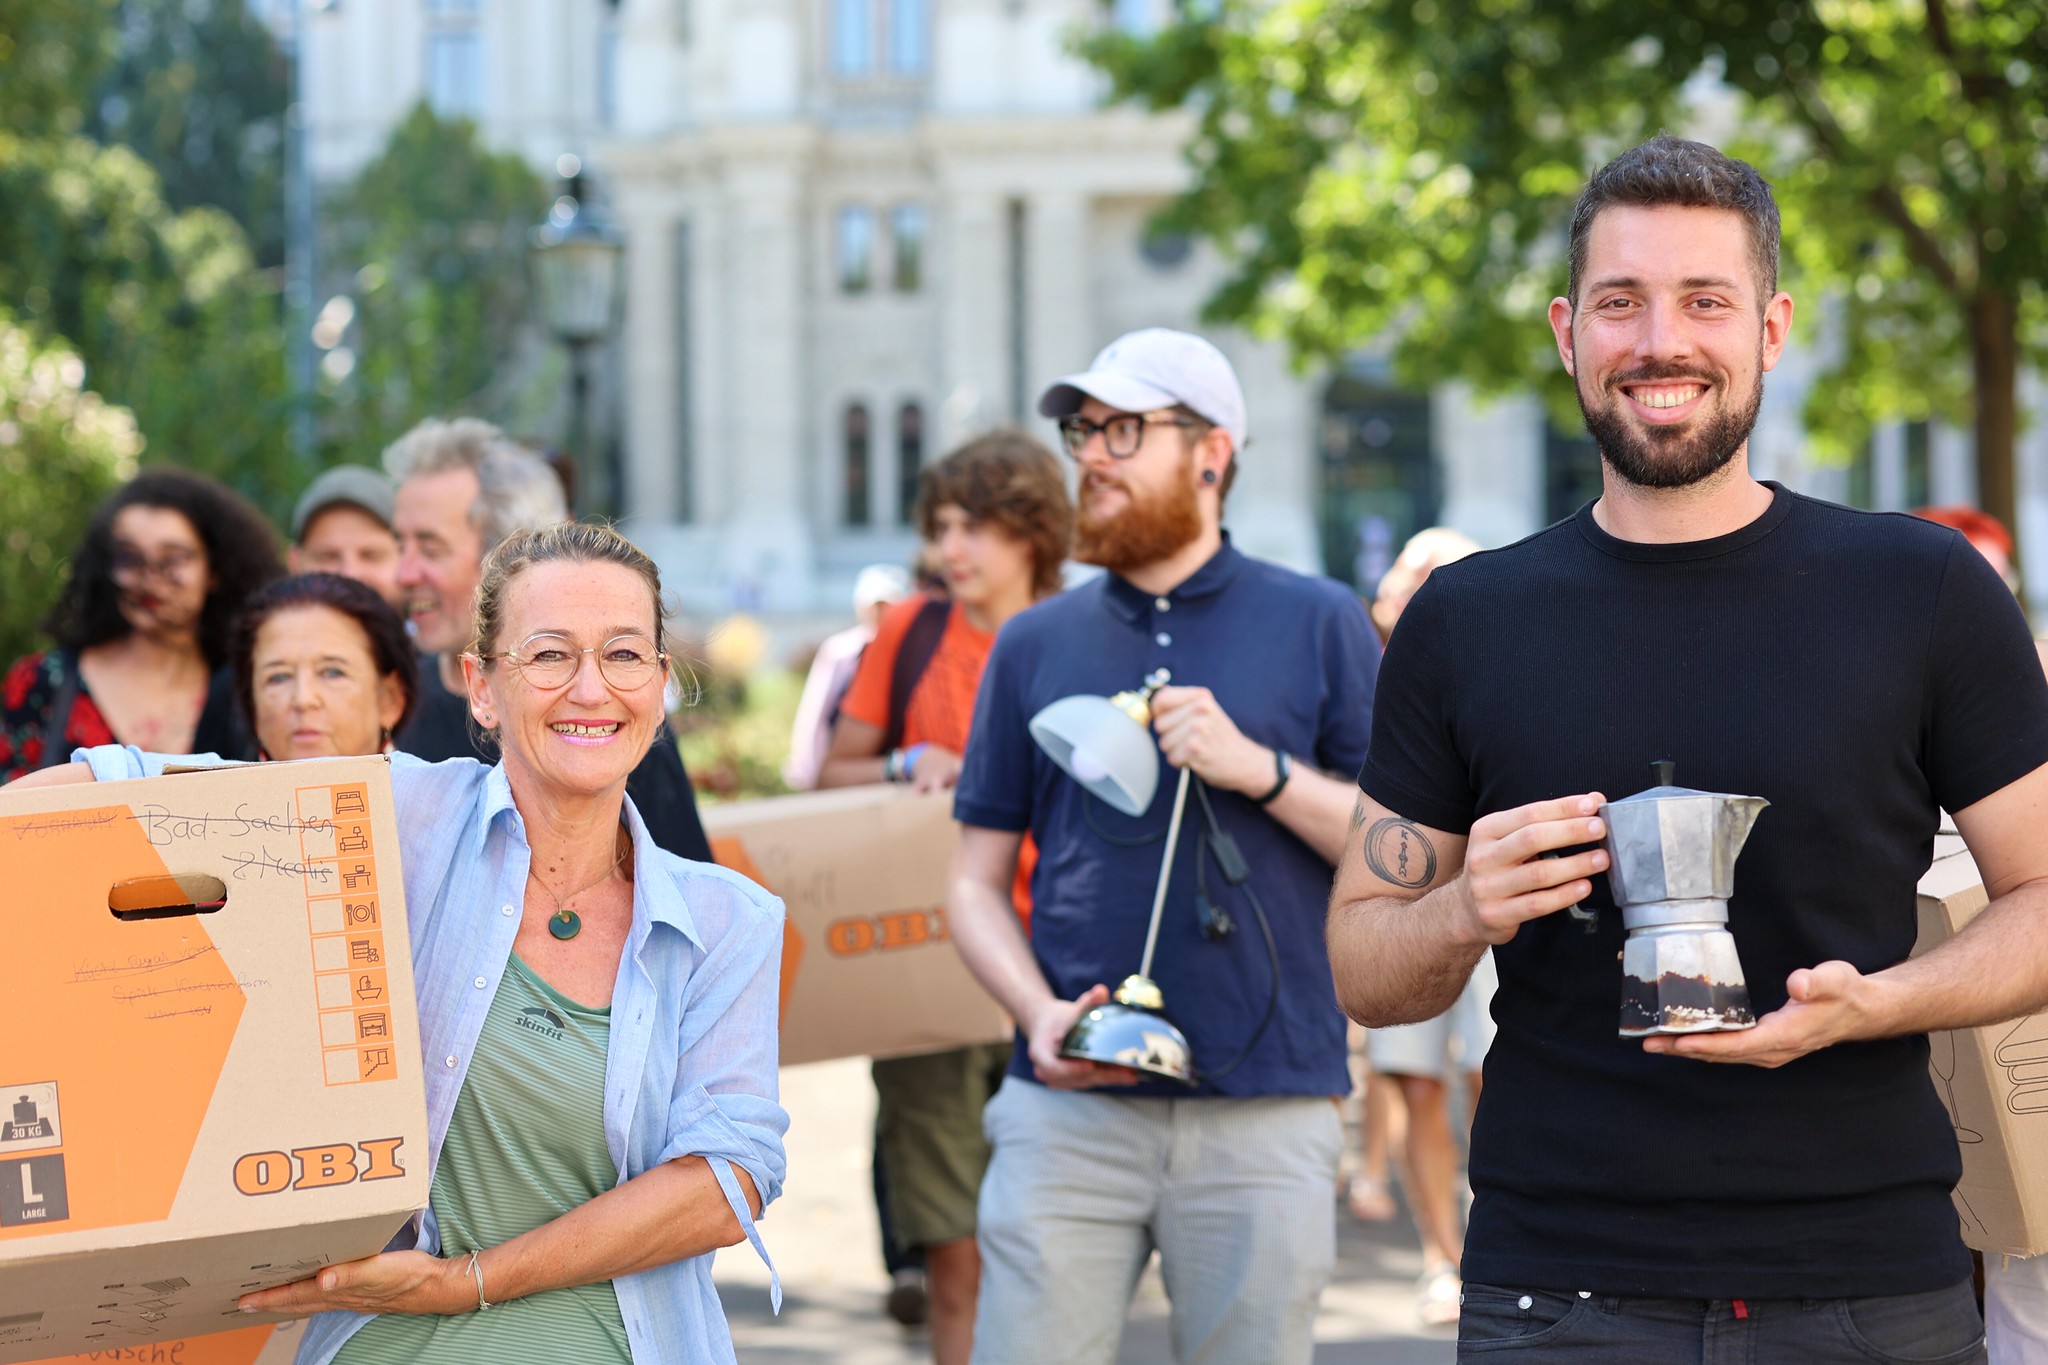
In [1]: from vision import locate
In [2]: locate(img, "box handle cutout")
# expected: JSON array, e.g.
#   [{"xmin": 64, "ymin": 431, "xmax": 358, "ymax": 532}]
[{"xmin": 109, "ymin": 874, "xmax": 229, "ymax": 920}]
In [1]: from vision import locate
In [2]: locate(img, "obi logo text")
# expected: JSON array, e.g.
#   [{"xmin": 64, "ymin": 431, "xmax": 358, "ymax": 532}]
[
  {"xmin": 233, "ymin": 1137, "xmax": 406, "ymax": 1195},
  {"xmin": 826, "ymin": 906, "xmax": 948, "ymax": 957}
]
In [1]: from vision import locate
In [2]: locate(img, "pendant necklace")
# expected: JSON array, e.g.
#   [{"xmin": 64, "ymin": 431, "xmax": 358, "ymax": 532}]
[{"xmin": 533, "ymin": 829, "xmax": 630, "ymax": 941}]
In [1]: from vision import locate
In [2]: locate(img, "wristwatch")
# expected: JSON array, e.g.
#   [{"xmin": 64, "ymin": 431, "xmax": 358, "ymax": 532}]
[{"xmin": 1253, "ymin": 749, "xmax": 1293, "ymax": 806}]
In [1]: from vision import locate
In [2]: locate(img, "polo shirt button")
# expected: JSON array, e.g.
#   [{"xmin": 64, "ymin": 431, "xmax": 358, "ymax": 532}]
[
  {"xmin": 1155, "ymin": 597, "xmax": 1171, "ymax": 612},
  {"xmin": 1156, "ymin": 632, "xmax": 1172, "ymax": 647},
  {"xmin": 501, "ymin": 904, "xmax": 515, "ymax": 916},
  {"xmin": 444, "ymin": 1054, "xmax": 459, "ymax": 1068},
  {"xmin": 474, "ymin": 976, "xmax": 487, "ymax": 989}
]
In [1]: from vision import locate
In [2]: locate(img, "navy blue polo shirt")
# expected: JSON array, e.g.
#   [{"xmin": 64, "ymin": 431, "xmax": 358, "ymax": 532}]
[{"xmin": 954, "ymin": 538, "xmax": 1379, "ymax": 1098}]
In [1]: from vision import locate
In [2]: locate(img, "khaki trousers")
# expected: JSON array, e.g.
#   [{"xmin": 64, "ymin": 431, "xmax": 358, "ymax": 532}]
[{"xmin": 971, "ymin": 1076, "xmax": 1342, "ymax": 1365}]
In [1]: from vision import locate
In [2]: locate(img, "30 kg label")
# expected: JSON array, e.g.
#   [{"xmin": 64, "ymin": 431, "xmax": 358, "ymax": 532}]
[{"xmin": 0, "ymin": 1081, "xmax": 62, "ymax": 1155}]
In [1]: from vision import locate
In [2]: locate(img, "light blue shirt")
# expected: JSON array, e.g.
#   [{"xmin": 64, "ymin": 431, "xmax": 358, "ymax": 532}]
[{"xmin": 76, "ymin": 746, "xmax": 786, "ymax": 1365}]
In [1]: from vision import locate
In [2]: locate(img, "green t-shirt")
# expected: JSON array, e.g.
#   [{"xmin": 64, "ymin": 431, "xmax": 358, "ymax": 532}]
[{"xmin": 335, "ymin": 954, "xmax": 630, "ymax": 1364}]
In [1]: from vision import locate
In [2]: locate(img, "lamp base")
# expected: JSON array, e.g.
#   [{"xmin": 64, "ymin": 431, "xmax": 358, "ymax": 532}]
[
  {"xmin": 1618, "ymin": 928, "xmax": 1757, "ymax": 1037},
  {"xmin": 1060, "ymin": 975, "xmax": 1196, "ymax": 1084}
]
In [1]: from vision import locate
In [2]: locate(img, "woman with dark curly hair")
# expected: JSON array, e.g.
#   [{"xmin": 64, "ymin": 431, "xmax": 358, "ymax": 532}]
[
  {"xmin": 0, "ymin": 466, "xmax": 283, "ymax": 781},
  {"xmin": 232, "ymin": 573, "xmax": 419, "ymax": 762}
]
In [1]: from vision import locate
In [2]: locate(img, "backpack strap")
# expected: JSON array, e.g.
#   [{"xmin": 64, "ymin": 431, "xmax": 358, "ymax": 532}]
[
  {"xmin": 880, "ymin": 597, "xmax": 953, "ymax": 756},
  {"xmin": 36, "ymin": 651, "xmax": 83, "ymax": 772}
]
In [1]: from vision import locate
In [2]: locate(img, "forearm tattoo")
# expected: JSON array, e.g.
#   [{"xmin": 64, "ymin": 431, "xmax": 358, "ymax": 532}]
[{"xmin": 1364, "ymin": 816, "xmax": 1438, "ymax": 889}]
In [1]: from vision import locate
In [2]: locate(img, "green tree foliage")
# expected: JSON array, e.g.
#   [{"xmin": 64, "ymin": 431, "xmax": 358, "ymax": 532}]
[
  {"xmin": 0, "ymin": 313, "xmax": 143, "ymax": 665},
  {"xmin": 87, "ymin": 0, "xmax": 290, "ymax": 266},
  {"xmin": 318, "ymin": 105, "xmax": 553, "ymax": 460},
  {"xmin": 1084, "ymin": 0, "xmax": 2048, "ymax": 528},
  {"xmin": 0, "ymin": 132, "xmax": 298, "ymax": 514},
  {"xmin": 0, "ymin": 0, "xmax": 117, "ymax": 136}
]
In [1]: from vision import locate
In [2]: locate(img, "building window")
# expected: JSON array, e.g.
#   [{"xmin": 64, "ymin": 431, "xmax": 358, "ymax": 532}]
[
  {"xmin": 837, "ymin": 206, "xmax": 875, "ymax": 293},
  {"xmin": 844, "ymin": 403, "xmax": 873, "ymax": 526},
  {"xmin": 1846, "ymin": 439, "xmax": 1874, "ymax": 509},
  {"xmin": 1139, "ymin": 226, "xmax": 1192, "ymax": 271},
  {"xmin": 832, "ymin": 0, "xmax": 874, "ymax": 74},
  {"xmin": 1903, "ymin": 419, "xmax": 1932, "ymax": 508},
  {"xmin": 1543, "ymin": 422, "xmax": 1603, "ymax": 525},
  {"xmin": 897, "ymin": 401, "xmax": 925, "ymax": 523},
  {"xmin": 888, "ymin": 0, "xmax": 929, "ymax": 74},
  {"xmin": 890, "ymin": 204, "xmax": 925, "ymax": 292},
  {"xmin": 425, "ymin": 0, "xmax": 484, "ymax": 118},
  {"xmin": 1317, "ymin": 378, "xmax": 1437, "ymax": 588}
]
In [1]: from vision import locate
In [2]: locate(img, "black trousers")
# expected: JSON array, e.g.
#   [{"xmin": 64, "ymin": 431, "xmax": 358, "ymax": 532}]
[{"xmin": 1457, "ymin": 1278, "xmax": 1985, "ymax": 1364}]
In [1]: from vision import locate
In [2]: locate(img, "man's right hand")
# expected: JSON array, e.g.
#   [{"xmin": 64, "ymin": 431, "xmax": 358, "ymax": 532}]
[
  {"xmin": 1025, "ymin": 985, "xmax": 1142, "ymax": 1089},
  {"xmin": 1454, "ymin": 793, "xmax": 1610, "ymax": 945}
]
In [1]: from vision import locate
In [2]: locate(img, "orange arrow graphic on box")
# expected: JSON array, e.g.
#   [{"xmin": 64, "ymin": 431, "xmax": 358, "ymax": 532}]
[{"xmin": 709, "ymin": 836, "xmax": 803, "ymax": 1023}]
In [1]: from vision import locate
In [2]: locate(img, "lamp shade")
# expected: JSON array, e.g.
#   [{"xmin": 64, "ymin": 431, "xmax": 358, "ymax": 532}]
[
  {"xmin": 530, "ymin": 176, "xmax": 625, "ymax": 344},
  {"xmin": 1063, "ymin": 974, "xmax": 1195, "ymax": 1084},
  {"xmin": 1028, "ymin": 695, "xmax": 1159, "ymax": 817}
]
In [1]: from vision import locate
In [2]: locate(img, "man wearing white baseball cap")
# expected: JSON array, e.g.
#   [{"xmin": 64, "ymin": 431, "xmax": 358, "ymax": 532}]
[{"xmin": 947, "ymin": 328, "xmax": 1381, "ymax": 1363}]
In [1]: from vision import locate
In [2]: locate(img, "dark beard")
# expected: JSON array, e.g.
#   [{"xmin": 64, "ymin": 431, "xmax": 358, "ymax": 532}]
[
  {"xmin": 1577, "ymin": 358, "xmax": 1764, "ymax": 491},
  {"xmin": 1073, "ymin": 457, "xmax": 1203, "ymax": 573}
]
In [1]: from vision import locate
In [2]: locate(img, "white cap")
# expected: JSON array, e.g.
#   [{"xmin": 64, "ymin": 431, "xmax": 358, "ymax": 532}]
[
  {"xmin": 1037, "ymin": 328, "xmax": 1248, "ymax": 454},
  {"xmin": 852, "ymin": 563, "xmax": 910, "ymax": 611}
]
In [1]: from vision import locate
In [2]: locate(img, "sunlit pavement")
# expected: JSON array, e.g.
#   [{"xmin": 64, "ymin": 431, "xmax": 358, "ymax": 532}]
[{"xmin": 715, "ymin": 1058, "xmax": 1457, "ymax": 1364}]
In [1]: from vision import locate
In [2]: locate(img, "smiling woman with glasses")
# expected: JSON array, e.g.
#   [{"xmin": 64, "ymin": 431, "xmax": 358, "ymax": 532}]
[
  {"xmin": 0, "ymin": 466, "xmax": 282, "ymax": 782},
  {"xmin": 12, "ymin": 520, "xmax": 787, "ymax": 1365}
]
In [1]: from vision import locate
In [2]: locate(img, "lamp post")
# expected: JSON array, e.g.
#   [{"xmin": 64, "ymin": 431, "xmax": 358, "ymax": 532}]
[{"xmin": 530, "ymin": 154, "xmax": 625, "ymax": 516}]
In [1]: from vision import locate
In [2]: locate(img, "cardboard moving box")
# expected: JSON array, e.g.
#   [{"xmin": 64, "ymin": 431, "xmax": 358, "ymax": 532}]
[
  {"xmin": 704, "ymin": 786, "xmax": 1011, "ymax": 1066},
  {"xmin": 0, "ymin": 757, "xmax": 429, "ymax": 1362},
  {"xmin": 1916, "ymin": 831, "xmax": 2048, "ymax": 1256}
]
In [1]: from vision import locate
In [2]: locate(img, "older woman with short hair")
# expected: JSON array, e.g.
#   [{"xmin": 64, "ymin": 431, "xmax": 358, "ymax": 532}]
[
  {"xmin": 11, "ymin": 523, "xmax": 785, "ymax": 1365},
  {"xmin": 231, "ymin": 572, "xmax": 418, "ymax": 761}
]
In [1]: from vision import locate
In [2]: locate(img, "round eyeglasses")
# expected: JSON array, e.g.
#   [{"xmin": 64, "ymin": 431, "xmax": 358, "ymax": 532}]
[
  {"xmin": 479, "ymin": 633, "xmax": 668, "ymax": 691},
  {"xmin": 1056, "ymin": 412, "xmax": 1206, "ymax": 460},
  {"xmin": 109, "ymin": 545, "xmax": 204, "ymax": 582}
]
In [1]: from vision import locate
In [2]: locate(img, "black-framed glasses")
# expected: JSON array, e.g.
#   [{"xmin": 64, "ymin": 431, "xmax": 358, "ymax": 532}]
[
  {"xmin": 109, "ymin": 545, "xmax": 203, "ymax": 582},
  {"xmin": 1056, "ymin": 412, "xmax": 1206, "ymax": 460},
  {"xmin": 478, "ymin": 633, "xmax": 668, "ymax": 691}
]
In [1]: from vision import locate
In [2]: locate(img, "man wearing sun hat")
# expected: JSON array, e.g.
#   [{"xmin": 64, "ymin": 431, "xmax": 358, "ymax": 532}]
[{"xmin": 945, "ymin": 327, "xmax": 1381, "ymax": 1364}]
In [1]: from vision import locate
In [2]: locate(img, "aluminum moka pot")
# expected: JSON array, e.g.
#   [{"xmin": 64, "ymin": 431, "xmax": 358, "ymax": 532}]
[{"xmin": 1599, "ymin": 760, "xmax": 1768, "ymax": 1037}]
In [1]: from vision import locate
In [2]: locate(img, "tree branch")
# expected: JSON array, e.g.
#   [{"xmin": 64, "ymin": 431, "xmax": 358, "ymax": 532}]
[
  {"xmin": 1782, "ymin": 78, "xmax": 1967, "ymax": 302},
  {"xmin": 1923, "ymin": 0, "xmax": 2000, "ymax": 106}
]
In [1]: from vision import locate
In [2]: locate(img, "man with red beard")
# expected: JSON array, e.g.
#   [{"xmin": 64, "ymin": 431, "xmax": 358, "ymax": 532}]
[
  {"xmin": 1330, "ymin": 136, "xmax": 2048, "ymax": 1361},
  {"xmin": 947, "ymin": 328, "xmax": 1380, "ymax": 1364}
]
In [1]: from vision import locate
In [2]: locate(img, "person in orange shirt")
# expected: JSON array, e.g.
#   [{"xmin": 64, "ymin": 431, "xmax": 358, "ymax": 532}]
[{"xmin": 820, "ymin": 430, "xmax": 1072, "ymax": 1365}]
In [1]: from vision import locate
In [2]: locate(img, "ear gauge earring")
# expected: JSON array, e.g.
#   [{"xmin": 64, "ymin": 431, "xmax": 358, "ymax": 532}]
[{"xmin": 1202, "ymin": 469, "xmax": 1219, "ymax": 485}]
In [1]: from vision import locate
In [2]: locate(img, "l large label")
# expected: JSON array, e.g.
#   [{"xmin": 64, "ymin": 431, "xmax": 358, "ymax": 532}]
[{"xmin": 0, "ymin": 1154, "xmax": 69, "ymax": 1227}]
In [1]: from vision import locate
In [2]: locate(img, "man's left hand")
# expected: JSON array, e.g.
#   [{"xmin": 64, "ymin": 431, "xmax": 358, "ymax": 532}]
[
  {"xmin": 236, "ymin": 1250, "xmax": 472, "ymax": 1318},
  {"xmin": 1151, "ymin": 685, "xmax": 1270, "ymax": 796},
  {"xmin": 1642, "ymin": 960, "xmax": 1874, "ymax": 1068}
]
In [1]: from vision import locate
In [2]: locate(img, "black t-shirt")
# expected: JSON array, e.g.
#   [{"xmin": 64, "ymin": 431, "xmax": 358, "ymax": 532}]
[
  {"xmin": 1360, "ymin": 484, "xmax": 2048, "ymax": 1299},
  {"xmin": 396, "ymin": 657, "xmax": 713, "ymax": 864}
]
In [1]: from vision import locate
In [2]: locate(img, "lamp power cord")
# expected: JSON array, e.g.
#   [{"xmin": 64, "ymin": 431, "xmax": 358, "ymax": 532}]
[{"xmin": 1077, "ymin": 770, "xmax": 1283, "ymax": 1084}]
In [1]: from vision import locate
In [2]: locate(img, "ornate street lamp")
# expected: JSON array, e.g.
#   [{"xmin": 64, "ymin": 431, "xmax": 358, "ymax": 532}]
[{"xmin": 530, "ymin": 153, "xmax": 625, "ymax": 515}]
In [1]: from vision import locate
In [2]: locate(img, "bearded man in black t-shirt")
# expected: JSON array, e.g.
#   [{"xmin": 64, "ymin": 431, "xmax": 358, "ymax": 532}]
[{"xmin": 1329, "ymin": 135, "xmax": 2048, "ymax": 1363}]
